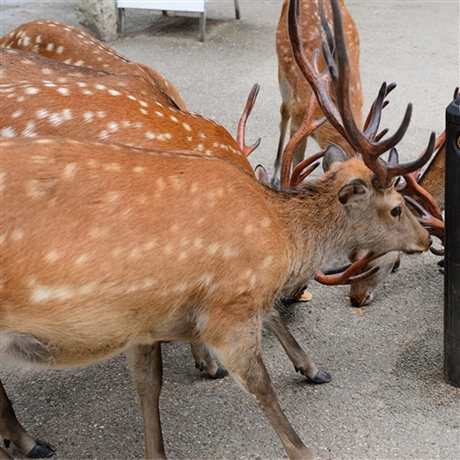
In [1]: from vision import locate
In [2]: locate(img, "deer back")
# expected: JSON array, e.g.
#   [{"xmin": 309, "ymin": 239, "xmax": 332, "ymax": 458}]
[
  {"xmin": 0, "ymin": 47, "xmax": 179, "ymax": 108},
  {"xmin": 0, "ymin": 19, "xmax": 187, "ymax": 110},
  {"xmin": 0, "ymin": 66, "xmax": 252, "ymax": 173}
]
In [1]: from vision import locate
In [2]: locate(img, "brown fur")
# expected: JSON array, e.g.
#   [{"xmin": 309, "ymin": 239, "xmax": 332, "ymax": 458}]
[
  {"xmin": 273, "ymin": 0, "xmax": 364, "ymax": 180},
  {"xmin": 1, "ymin": 137, "xmax": 430, "ymax": 459},
  {"xmin": 0, "ymin": 19, "xmax": 186, "ymax": 110}
]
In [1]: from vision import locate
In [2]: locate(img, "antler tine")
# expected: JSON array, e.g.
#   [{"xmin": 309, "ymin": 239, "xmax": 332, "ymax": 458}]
[
  {"xmin": 280, "ymin": 90, "xmax": 327, "ymax": 187},
  {"xmin": 290, "ymin": 149, "xmax": 325, "ymax": 186},
  {"xmin": 404, "ymin": 196, "xmax": 444, "ymax": 241},
  {"xmin": 315, "ymin": 251, "xmax": 385, "ymax": 285},
  {"xmin": 363, "ymin": 82, "xmax": 397, "ymax": 139},
  {"xmin": 237, "ymin": 83, "xmax": 261, "ymax": 157}
]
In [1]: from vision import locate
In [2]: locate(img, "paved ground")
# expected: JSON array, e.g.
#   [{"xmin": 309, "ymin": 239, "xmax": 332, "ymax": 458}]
[{"xmin": 1, "ymin": 1, "xmax": 459, "ymax": 459}]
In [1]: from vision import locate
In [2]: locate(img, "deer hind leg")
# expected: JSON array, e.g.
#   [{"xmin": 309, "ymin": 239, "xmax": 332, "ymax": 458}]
[
  {"xmin": 125, "ymin": 343, "xmax": 166, "ymax": 460},
  {"xmin": 189, "ymin": 342, "xmax": 228, "ymax": 379},
  {"xmin": 0, "ymin": 378, "xmax": 56, "ymax": 458},
  {"xmin": 267, "ymin": 313, "xmax": 332, "ymax": 384},
  {"xmin": 213, "ymin": 323, "xmax": 316, "ymax": 460}
]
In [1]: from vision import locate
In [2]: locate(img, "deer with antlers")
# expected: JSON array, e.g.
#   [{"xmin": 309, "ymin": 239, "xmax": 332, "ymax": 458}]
[
  {"xmin": 272, "ymin": 0, "xmax": 363, "ymax": 183},
  {"xmin": 0, "ymin": 0, "xmax": 435, "ymax": 458}
]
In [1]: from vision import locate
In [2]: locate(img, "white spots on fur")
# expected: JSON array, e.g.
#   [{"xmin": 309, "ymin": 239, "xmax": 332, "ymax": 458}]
[
  {"xmin": 44, "ymin": 250, "xmax": 61, "ymax": 263},
  {"xmin": 261, "ymin": 255, "xmax": 273, "ymax": 269},
  {"xmin": 83, "ymin": 111, "xmax": 94, "ymax": 123},
  {"xmin": 36, "ymin": 108, "xmax": 49, "ymax": 119},
  {"xmin": 11, "ymin": 229, "xmax": 25, "ymax": 241},
  {"xmin": 139, "ymin": 100, "xmax": 148, "ymax": 107},
  {"xmin": 95, "ymin": 84, "xmax": 106, "ymax": 91},
  {"xmin": 31, "ymin": 285, "xmax": 74, "ymax": 303},
  {"xmin": 22, "ymin": 120, "xmax": 37, "ymax": 137},
  {"xmin": 56, "ymin": 45, "xmax": 65, "ymax": 54},
  {"xmin": 62, "ymin": 162, "xmax": 77, "ymax": 180},
  {"xmin": 0, "ymin": 233, "xmax": 7, "ymax": 245},
  {"xmin": 108, "ymin": 89, "xmax": 121, "ymax": 96},
  {"xmin": 75, "ymin": 254, "xmax": 89, "ymax": 266},
  {"xmin": 1, "ymin": 126, "xmax": 17, "ymax": 138},
  {"xmin": 11, "ymin": 109, "xmax": 23, "ymax": 119},
  {"xmin": 57, "ymin": 87, "xmax": 70, "ymax": 96},
  {"xmin": 182, "ymin": 122, "xmax": 192, "ymax": 131},
  {"xmin": 140, "ymin": 108, "xmax": 148, "ymax": 115},
  {"xmin": 25, "ymin": 87, "xmax": 40, "ymax": 95},
  {"xmin": 154, "ymin": 110, "xmax": 164, "ymax": 117},
  {"xmin": 103, "ymin": 163, "xmax": 121, "ymax": 172},
  {"xmin": 133, "ymin": 166, "xmax": 145, "ymax": 174},
  {"xmin": 48, "ymin": 109, "xmax": 72, "ymax": 126},
  {"xmin": 46, "ymin": 43, "xmax": 54, "ymax": 51}
]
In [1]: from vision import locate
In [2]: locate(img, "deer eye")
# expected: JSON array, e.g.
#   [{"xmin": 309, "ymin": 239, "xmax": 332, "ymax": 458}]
[{"xmin": 391, "ymin": 206, "xmax": 402, "ymax": 217}]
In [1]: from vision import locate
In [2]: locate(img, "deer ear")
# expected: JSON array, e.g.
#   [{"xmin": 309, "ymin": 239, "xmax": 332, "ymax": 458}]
[
  {"xmin": 254, "ymin": 164, "xmax": 271, "ymax": 185},
  {"xmin": 323, "ymin": 144, "xmax": 348, "ymax": 171},
  {"xmin": 338, "ymin": 178, "xmax": 371, "ymax": 207}
]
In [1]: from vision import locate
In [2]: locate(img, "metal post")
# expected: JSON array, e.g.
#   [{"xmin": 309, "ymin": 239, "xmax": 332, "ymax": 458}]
[{"xmin": 444, "ymin": 95, "xmax": 460, "ymax": 387}]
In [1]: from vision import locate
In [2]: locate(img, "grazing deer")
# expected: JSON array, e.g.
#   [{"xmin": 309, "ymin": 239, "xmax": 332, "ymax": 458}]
[
  {"xmin": 0, "ymin": 19, "xmax": 186, "ymax": 110},
  {"xmin": 273, "ymin": 0, "xmax": 363, "ymax": 182},
  {"xmin": 0, "ymin": 0, "xmax": 435, "ymax": 457}
]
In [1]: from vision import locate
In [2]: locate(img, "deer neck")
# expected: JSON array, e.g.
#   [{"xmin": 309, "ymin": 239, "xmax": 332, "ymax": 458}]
[{"xmin": 271, "ymin": 172, "xmax": 355, "ymax": 297}]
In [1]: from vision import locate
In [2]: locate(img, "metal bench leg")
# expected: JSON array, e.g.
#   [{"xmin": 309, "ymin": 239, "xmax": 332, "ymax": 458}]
[
  {"xmin": 199, "ymin": 11, "xmax": 206, "ymax": 42},
  {"xmin": 117, "ymin": 8, "xmax": 125, "ymax": 34},
  {"xmin": 234, "ymin": 0, "xmax": 240, "ymax": 20}
]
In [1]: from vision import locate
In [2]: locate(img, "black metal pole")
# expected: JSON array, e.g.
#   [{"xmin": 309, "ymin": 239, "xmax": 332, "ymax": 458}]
[{"xmin": 444, "ymin": 95, "xmax": 460, "ymax": 387}]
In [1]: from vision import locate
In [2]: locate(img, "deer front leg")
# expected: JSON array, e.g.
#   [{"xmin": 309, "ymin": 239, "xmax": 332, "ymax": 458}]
[
  {"xmin": 267, "ymin": 312, "xmax": 332, "ymax": 383},
  {"xmin": 0, "ymin": 379, "xmax": 55, "ymax": 458},
  {"xmin": 125, "ymin": 343, "xmax": 166, "ymax": 460},
  {"xmin": 217, "ymin": 333, "xmax": 316, "ymax": 460},
  {"xmin": 189, "ymin": 342, "xmax": 228, "ymax": 379}
]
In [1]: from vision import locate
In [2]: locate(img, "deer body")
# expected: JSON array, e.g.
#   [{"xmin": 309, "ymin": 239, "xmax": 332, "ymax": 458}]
[
  {"xmin": 0, "ymin": 19, "xmax": 187, "ymax": 110},
  {"xmin": 0, "ymin": 136, "xmax": 430, "ymax": 459},
  {"xmin": 273, "ymin": 0, "xmax": 363, "ymax": 181},
  {"xmin": 0, "ymin": 66, "xmax": 252, "ymax": 173}
]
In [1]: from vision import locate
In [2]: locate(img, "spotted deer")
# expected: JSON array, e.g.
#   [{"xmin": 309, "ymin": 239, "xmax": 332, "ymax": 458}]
[
  {"xmin": 273, "ymin": 0, "xmax": 363, "ymax": 183},
  {"xmin": 0, "ymin": 0, "xmax": 436, "ymax": 457},
  {"xmin": 0, "ymin": 18, "xmax": 186, "ymax": 110}
]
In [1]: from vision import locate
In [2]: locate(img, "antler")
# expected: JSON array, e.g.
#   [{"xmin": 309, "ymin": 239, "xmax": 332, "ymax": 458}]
[
  {"xmin": 315, "ymin": 251, "xmax": 385, "ymax": 285},
  {"xmin": 280, "ymin": 91, "xmax": 327, "ymax": 187},
  {"xmin": 288, "ymin": 0, "xmax": 435, "ymax": 189},
  {"xmin": 237, "ymin": 83, "xmax": 262, "ymax": 157}
]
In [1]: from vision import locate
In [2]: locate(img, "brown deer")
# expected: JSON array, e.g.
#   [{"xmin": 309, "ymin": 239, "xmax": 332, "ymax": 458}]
[
  {"xmin": 0, "ymin": 0, "xmax": 435, "ymax": 457},
  {"xmin": 273, "ymin": 0, "xmax": 363, "ymax": 183},
  {"xmin": 0, "ymin": 19, "xmax": 186, "ymax": 110}
]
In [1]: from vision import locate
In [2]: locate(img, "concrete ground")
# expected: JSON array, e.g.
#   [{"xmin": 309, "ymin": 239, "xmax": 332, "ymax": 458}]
[{"xmin": 1, "ymin": 1, "xmax": 459, "ymax": 459}]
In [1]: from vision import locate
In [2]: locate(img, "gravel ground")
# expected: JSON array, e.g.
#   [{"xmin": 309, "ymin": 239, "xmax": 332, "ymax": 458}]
[{"xmin": 1, "ymin": 1, "xmax": 459, "ymax": 459}]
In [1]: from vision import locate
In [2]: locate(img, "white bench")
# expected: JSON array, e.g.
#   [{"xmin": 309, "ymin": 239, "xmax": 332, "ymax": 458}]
[{"xmin": 117, "ymin": 0, "xmax": 240, "ymax": 42}]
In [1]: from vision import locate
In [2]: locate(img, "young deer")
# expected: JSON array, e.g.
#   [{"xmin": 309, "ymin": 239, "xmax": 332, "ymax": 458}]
[
  {"xmin": 0, "ymin": 0, "xmax": 435, "ymax": 457},
  {"xmin": 273, "ymin": 0, "xmax": 363, "ymax": 182},
  {"xmin": 0, "ymin": 19, "xmax": 187, "ymax": 110}
]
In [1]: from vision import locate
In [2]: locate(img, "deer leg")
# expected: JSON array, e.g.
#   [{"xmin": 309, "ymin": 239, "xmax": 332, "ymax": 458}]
[
  {"xmin": 273, "ymin": 72, "xmax": 292, "ymax": 184},
  {"xmin": 125, "ymin": 343, "xmax": 166, "ymax": 460},
  {"xmin": 189, "ymin": 343, "xmax": 228, "ymax": 379},
  {"xmin": 0, "ymin": 379, "xmax": 55, "ymax": 458},
  {"xmin": 217, "ymin": 333, "xmax": 316, "ymax": 460},
  {"xmin": 267, "ymin": 313, "xmax": 332, "ymax": 383}
]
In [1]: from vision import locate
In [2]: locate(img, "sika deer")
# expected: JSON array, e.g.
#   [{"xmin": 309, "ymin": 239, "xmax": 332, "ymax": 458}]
[
  {"xmin": 0, "ymin": 0, "xmax": 435, "ymax": 456},
  {"xmin": 0, "ymin": 19, "xmax": 186, "ymax": 110},
  {"xmin": 0, "ymin": 131, "xmax": 430, "ymax": 460},
  {"xmin": 273, "ymin": 0, "xmax": 363, "ymax": 182}
]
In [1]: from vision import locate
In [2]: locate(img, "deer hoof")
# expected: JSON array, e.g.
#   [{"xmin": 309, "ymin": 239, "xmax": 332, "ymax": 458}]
[
  {"xmin": 296, "ymin": 366, "xmax": 332, "ymax": 383},
  {"xmin": 310, "ymin": 369, "xmax": 332, "ymax": 383},
  {"xmin": 211, "ymin": 366, "xmax": 228, "ymax": 379},
  {"xmin": 28, "ymin": 439, "xmax": 56, "ymax": 458}
]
